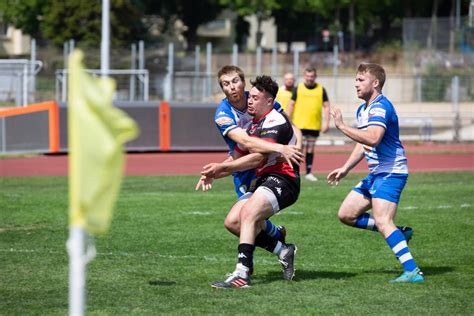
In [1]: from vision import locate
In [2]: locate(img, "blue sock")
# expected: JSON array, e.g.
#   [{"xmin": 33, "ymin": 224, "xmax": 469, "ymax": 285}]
[
  {"xmin": 386, "ymin": 229, "xmax": 418, "ymax": 272},
  {"xmin": 264, "ymin": 220, "xmax": 282, "ymax": 240},
  {"xmin": 354, "ymin": 213, "xmax": 378, "ymax": 231}
]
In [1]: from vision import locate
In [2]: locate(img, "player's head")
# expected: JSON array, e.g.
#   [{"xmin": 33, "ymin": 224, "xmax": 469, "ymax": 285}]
[
  {"xmin": 357, "ymin": 63, "xmax": 386, "ymax": 92},
  {"xmin": 217, "ymin": 65, "xmax": 246, "ymax": 104},
  {"xmin": 303, "ymin": 67, "xmax": 317, "ymax": 85},
  {"xmin": 283, "ymin": 72, "xmax": 295, "ymax": 90},
  {"xmin": 247, "ymin": 75, "xmax": 278, "ymax": 118}
]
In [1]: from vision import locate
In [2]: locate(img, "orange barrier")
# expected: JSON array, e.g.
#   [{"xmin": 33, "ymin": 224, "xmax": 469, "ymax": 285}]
[
  {"xmin": 0, "ymin": 101, "xmax": 60, "ymax": 153},
  {"xmin": 159, "ymin": 101, "xmax": 170, "ymax": 151}
]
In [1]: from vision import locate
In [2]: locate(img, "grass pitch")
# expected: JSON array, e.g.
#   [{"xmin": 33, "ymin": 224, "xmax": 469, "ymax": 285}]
[{"xmin": 1, "ymin": 172, "xmax": 473, "ymax": 315}]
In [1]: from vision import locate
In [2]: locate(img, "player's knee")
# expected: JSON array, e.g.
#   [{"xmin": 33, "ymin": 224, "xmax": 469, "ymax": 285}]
[
  {"xmin": 373, "ymin": 216, "xmax": 393, "ymax": 233},
  {"xmin": 338, "ymin": 208, "xmax": 356, "ymax": 225},
  {"xmin": 224, "ymin": 217, "xmax": 240, "ymax": 235},
  {"xmin": 239, "ymin": 205, "xmax": 258, "ymax": 225}
]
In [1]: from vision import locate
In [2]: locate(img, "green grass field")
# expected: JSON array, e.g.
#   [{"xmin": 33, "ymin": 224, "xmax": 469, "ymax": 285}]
[{"xmin": 1, "ymin": 172, "xmax": 473, "ymax": 315}]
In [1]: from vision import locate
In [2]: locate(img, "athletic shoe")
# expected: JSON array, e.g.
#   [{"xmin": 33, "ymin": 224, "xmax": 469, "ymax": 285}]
[
  {"xmin": 390, "ymin": 267, "xmax": 425, "ymax": 283},
  {"xmin": 399, "ymin": 226, "xmax": 414, "ymax": 243},
  {"xmin": 305, "ymin": 173, "xmax": 318, "ymax": 182},
  {"xmin": 278, "ymin": 244, "xmax": 297, "ymax": 280},
  {"xmin": 211, "ymin": 264, "xmax": 251, "ymax": 289},
  {"xmin": 277, "ymin": 225, "xmax": 287, "ymax": 243}
]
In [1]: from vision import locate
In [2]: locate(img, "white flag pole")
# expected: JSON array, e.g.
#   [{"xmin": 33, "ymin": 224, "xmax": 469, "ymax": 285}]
[
  {"xmin": 67, "ymin": 226, "xmax": 96, "ymax": 316},
  {"xmin": 101, "ymin": 0, "xmax": 110, "ymax": 78}
]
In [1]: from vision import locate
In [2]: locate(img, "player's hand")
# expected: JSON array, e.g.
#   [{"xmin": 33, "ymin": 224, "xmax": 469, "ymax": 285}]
[
  {"xmin": 280, "ymin": 145, "xmax": 304, "ymax": 168},
  {"xmin": 201, "ymin": 162, "xmax": 221, "ymax": 178},
  {"xmin": 330, "ymin": 106, "xmax": 344, "ymax": 129},
  {"xmin": 326, "ymin": 167, "xmax": 347, "ymax": 186},
  {"xmin": 195, "ymin": 175, "xmax": 213, "ymax": 192}
]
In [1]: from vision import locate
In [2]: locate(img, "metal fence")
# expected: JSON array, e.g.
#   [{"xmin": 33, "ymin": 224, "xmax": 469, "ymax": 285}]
[{"xmin": 0, "ymin": 59, "xmax": 43, "ymax": 106}]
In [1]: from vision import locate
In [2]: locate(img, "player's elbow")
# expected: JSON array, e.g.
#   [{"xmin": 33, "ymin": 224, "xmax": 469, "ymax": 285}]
[{"xmin": 366, "ymin": 138, "xmax": 381, "ymax": 147}]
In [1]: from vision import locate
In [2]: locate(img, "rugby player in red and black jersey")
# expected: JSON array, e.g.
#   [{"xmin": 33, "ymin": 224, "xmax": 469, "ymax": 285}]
[{"xmin": 201, "ymin": 75, "xmax": 300, "ymax": 288}]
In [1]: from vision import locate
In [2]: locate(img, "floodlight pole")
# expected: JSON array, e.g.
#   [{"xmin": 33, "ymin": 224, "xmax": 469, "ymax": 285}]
[{"xmin": 101, "ymin": 0, "xmax": 110, "ymax": 78}]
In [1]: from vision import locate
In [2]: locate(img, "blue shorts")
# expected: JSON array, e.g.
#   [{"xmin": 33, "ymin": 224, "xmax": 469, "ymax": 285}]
[
  {"xmin": 352, "ymin": 173, "xmax": 408, "ymax": 204},
  {"xmin": 233, "ymin": 170, "xmax": 256, "ymax": 197}
]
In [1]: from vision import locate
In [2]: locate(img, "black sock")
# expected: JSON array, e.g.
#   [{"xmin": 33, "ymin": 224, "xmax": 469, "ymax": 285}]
[
  {"xmin": 237, "ymin": 243, "xmax": 255, "ymax": 270},
  {"xmin": 305, "ymin": 153, "xmax": 314, "ymax": 174},
  {"xmin": 254, "ymin": 231, "xmax": 278, "ymax": 253}
]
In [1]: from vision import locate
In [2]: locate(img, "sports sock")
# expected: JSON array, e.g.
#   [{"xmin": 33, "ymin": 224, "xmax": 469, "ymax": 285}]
[
  {"xmin": 305, "ymin": 153, "xmax": 314, "ymax": 174},
  {"xmin": 264, "ymin": 219, "xmax": 283, "ymax": 240},
  {"xmin": 254, "ymin": 231, "xmax": 278, "ymax": 253},
  {"xmin": 353, "ymin": 213, "xmax": 407, "ymax": 233},
  {"xmin": 385, "ymin": 229, "xmax": 418, "ymax": 272},
  {"xmin": 354, "ymin": 213, "xmax": 378, "ymax": 231},
  {"xmin": 237, "ymin": 243, "xmax": 255, "ymax": 271}
]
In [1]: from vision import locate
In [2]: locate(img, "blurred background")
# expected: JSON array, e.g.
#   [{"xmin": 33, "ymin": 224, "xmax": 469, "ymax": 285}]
[{"xmin": 0, "ymin": 0, "xmax": 473, "ymax": 148}]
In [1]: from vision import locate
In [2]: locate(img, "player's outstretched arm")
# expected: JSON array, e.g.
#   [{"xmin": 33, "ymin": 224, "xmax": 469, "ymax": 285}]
[
  {"xmin": 327, "ymin": 143, "xmax": 364, "ymax": 185},
  {"xmin": 227, "ymin": 127, "xmax": 303, "ymax": 166},
  {"xmin": 201, "ymin": 152, "xmax": 265, "ymax": 179}
]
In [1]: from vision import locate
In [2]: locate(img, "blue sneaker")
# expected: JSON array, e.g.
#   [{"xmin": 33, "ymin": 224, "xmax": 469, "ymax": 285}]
[
  {"xmin": 390, "ymin": 267, "xmax": 425, "ymax": 283},
  {"xmin": 399, "ymin": 226, "xmax": 413, "ymax": 243}
]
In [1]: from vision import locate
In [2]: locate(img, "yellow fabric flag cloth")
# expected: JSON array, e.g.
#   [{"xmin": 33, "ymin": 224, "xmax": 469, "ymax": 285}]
[{"xmin": 68, "ymin": 50, "xmax": 139, "ymax": 235}]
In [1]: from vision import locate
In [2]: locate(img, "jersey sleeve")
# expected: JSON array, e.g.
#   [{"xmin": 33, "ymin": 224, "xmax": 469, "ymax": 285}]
[
  {"xmin": 273, "ymin": 100, "xmax": 283, "ymax": 113},
  {"xmin": 291, "ymin": 87, "xmax": 297, "ymax": 101},
  {"xmin": 214, "ymin": 106, "xmax": 238, "ymax": 137},
  {"xmin": 322, "ymin": 87, "xmax": 329, "ymax": 102},
  {"xmin": 367, "ymin": 102, "xmax": 388, "ymax": 129}
]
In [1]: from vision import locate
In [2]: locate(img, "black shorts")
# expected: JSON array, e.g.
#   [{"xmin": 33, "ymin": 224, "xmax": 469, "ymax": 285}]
[
  {"xmin": 301, "ymin": 129, "xmax": 320, "ymax": 138},
  {"xmin": 248, "ymin": 173, "xmax": 300, "ymax": 213}
]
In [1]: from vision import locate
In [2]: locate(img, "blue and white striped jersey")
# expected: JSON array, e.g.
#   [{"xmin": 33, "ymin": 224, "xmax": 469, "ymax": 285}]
[{"xmin": 356, "ymin": 94, "xmax": 408, "ymax": 175}]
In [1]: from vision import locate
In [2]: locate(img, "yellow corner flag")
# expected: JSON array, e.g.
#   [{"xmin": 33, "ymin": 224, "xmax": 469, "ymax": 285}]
[{"xmin": 68, "ymin": 50, "xmax": 139, "ymax": 235}]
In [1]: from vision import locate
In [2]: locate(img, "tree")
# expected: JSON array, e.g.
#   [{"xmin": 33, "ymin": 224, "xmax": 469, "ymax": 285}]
[
  {"xmin": 219, "ymin": 0, "xmax": 281, "ymax": 47},
  {"xmin": 142, "ymin": 0, "xmax": 225, "ymax": 51},
  {"xmin": 42, "ymin": 0, "xmax": 145, "ymax": 46},
  {"xmin": 0, "ymin": 0, "xmax": 48, "ymax": 39},
  {"xmin": 0, "ymin": 0, "xmax": 146, "ymax": 46}
]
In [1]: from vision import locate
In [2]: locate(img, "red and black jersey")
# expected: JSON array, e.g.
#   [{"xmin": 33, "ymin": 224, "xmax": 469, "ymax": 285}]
[{"xmin": 236, "ymin": 108, "xmax": 299, "ymax": 178}]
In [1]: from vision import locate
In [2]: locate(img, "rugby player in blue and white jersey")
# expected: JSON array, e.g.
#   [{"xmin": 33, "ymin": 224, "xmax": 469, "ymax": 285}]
[
  {"xmin": 195, "ymin": 66, "xmax": 302, "ymax": 276},
  {"xmin": 327, "ymin": 63, "xmax": 424, "ymax": 283}
]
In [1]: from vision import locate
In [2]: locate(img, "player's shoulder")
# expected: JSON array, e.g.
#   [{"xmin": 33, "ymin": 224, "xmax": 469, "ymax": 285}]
[
  {"xmin": 214, "ymin": 99, "xmax": 237, "ymax": 128},
  {"xmin": 262, "ymin": 109, "xmax": 287, "ymax": 128},
  {"xmin": 215, "ymin": 99, "xmax": 233, "ymax": 117},
  {"xmin": 370, "ymin": 95, "xmax": 395, "ymax": 116},
  {"xmin": 371, "ymin": 95, "xmax": 394, "ymax": 109}
]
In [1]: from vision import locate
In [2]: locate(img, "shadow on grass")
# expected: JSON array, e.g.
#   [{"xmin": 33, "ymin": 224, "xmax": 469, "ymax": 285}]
[
  {"xmin": 361, "ymin": 266, "xmax": 454, "ymax": 276},
  {"xmin": 148, "ymin": 279, "xmax": 177, "ymax": 286},
  {"xmin": 256, "ymin": 270, "xmax": 357, "ymax": 284}
]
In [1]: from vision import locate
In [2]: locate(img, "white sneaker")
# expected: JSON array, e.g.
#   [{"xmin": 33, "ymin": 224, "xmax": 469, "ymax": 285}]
[{"xmin": 305, "ymin": 173, "xmax": 318, "ymax": 182}]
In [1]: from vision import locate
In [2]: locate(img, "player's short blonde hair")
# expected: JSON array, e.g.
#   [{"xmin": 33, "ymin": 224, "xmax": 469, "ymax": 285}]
[
  {"xmin": 217, "ymin": 65, "xmax": 245, "ymax": 88},
  {"xmin": 357, "ymin": 63, "xmax": 386, "ymax": 90}
]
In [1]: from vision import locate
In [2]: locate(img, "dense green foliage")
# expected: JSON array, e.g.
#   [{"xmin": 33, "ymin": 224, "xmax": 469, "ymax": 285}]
[
  {"xmin": 1, "ymin": 172, "xmax": 473, "ymax": 314},
  {"xmin": 0, "ymin": 0, "xmax": 470, "ymax": 50}
]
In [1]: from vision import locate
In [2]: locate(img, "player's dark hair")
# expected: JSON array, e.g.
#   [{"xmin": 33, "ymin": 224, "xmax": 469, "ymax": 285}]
[
  {"xmin": 357, "ymin": 63, "xmax": 386, "ymax": 89},
  {"xmin": 217, "ymin": 65, "xmax": 245, "ymax": 88},
  {"xmin": 250, "ymin": 75, "xmax": 279, "ymax": 99}
]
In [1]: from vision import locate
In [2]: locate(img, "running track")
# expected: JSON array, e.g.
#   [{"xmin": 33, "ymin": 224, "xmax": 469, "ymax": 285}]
[{"xmin": 1, "ymin": 143, "xmax": 472, "ymax": 177}]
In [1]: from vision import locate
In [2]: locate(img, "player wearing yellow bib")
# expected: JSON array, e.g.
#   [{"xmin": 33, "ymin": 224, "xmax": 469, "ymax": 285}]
[
  {"xmin": 275, "ymin": 72, "xmax": 295, "ymax": 112},
  {"xmin": 286, "ymin": 67, "xmax": 330, "ymax": 181}
]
